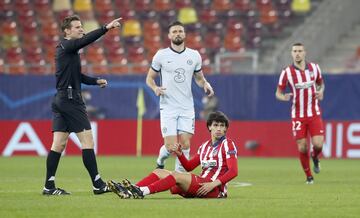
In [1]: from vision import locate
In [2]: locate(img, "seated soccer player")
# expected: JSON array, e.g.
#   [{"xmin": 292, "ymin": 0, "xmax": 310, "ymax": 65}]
[{"xmin": 108, "ymin": 111, "xmax": 238, "ymax": 199}]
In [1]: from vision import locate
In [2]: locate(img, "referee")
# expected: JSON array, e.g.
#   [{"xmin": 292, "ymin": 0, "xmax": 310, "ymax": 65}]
[{"xmin": 42, "ymin": 15, "xmax": 122, "ymax": 195}]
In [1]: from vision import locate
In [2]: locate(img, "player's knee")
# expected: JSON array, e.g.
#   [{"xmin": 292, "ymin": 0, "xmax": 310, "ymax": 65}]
[
  {"xmin": 81, "ymin": 142, "xmax": 94, "ymax": 149},
  {"xmin": 297, "ymin": 143, "xmax": 307, "ymax": 153},
  {"xmin": 170, "ymin": 171, "xmax": 180, "ymax": 180},
  {"xmin": 51, "ymin": 142, "xmax": 66, "ymax": 153},
  {"xmin": 312, "ymin": 141, "xmax": 323, "ymax": 149},
  {"xmin": 79, "ymin": 138, "xmax": 94, "ymax": 149}
]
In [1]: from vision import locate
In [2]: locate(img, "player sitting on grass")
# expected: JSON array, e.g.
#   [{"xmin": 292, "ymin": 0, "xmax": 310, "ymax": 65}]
[{"xmin": 108, "ymin": 111, "xmax": 238, "ymax": 199}]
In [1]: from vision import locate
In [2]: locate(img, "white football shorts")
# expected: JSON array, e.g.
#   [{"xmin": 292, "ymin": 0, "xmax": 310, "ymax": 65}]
[{"xmin": 160, "ymin": 109, "xmax": 195, "ymax": 137}]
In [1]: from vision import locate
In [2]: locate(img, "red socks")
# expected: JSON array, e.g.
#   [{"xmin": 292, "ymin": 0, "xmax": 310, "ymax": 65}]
[
  {"xmin": 136, "ymin": 173, "xmax": 160, "ymax": 187},
  {"xmin": 299, "ymin": 152, "xmax": 312, "ymax": 177},
  {"xmin": 148, "ymin": 175, "xmax": 176, "ymax": 194}
]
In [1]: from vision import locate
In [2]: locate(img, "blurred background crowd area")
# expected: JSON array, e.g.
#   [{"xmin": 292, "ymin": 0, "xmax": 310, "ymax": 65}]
[{"xmin": 1, "ymin": 0, "xmax": 359, "ymax": 76}]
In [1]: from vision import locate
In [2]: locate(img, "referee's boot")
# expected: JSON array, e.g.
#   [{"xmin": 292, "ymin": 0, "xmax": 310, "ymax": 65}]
[
  {"xmin": 42, "ymin": 187, "xmax": 71, "ymax": 195},
  {"xmin": 93, "ymin": 182, "xmax": 112, "ymax": 195}
]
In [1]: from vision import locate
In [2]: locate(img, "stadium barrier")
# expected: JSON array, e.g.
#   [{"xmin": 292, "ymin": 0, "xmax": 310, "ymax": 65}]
[{"xmin": 1, "ymin": 120, "xmax": 359, "ymax": 158}]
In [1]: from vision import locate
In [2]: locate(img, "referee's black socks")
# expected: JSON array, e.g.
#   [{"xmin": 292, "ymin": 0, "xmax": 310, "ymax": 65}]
[
  {"xmin": 82, "ymin": 149, "xmax": 105, "ymax": 188},
  {"xmin": 45, "ymin": 150, "xmax": 61, "ymax": 189}
]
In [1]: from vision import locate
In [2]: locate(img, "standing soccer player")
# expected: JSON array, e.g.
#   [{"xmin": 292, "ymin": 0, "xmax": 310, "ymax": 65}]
[
  {"xmin": 146, "ymin": 21, "xmax": 214, "ymax": 172},
  {"xmin": 275, "ymin": 42, "xmax": 325, "ymax": 184},
  {"xmin": 108, "ymin": 111, "xmax": 238, "ymax": 199},
  {"xmin": 42, "ymin": 15, "xmax": 122, "ymax": 195}
]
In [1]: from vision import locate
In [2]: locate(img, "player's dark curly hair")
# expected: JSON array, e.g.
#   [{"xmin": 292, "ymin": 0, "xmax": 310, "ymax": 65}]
[{"xmin": 206, "ymin": 111, "xmax": 229, "ymax": 131}]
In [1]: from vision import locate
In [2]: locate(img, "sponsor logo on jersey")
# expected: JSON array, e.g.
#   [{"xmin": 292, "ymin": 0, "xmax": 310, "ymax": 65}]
[{"xmin": 294, "ymin": 81, "xmax": 314, "ymax": 89}]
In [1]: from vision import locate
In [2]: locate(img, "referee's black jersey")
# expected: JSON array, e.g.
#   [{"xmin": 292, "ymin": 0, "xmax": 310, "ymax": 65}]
[{"xmin": 55, "ymin": 26, "xmax": 108, "ymax": 90}]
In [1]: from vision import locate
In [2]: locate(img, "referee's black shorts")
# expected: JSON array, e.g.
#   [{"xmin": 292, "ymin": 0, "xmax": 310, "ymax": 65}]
[{"xmin": 51, "ymin": 90, "xmax": 91, "ymax": 133}]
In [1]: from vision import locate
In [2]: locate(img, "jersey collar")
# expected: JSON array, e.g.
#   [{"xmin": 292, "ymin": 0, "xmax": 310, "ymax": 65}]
[
  {"xmin": 169, "ymin": 46, "xmax": 186, "ymax": 54},
  {"xmin": 292, "ymin": 62, "xmax": 310, "ymax": 71},
  {"xmin": 211, "ymin": 136, "xmax": 226, "ymax": 147}
]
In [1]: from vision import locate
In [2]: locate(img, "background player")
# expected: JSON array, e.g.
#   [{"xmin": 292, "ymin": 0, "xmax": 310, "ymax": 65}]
[
  {"xmin": 146, "ymin": 21, "xmax": 214, "ymax": 172},
  {"xmin": 275, "ymin": 42, "xmax": 325, "ymax": 184}
]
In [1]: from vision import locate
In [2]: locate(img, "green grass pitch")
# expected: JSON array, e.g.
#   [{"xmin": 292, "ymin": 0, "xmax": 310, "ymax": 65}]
[{"xmin": 0, "ymin": 156, "xmax": 359, "ymax": 218}]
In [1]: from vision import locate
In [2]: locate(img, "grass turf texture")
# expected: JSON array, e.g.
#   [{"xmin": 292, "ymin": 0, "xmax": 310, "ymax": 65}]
[{"xmin": 0, "ymin": 157, "xmax": 359, "ymax": 218}]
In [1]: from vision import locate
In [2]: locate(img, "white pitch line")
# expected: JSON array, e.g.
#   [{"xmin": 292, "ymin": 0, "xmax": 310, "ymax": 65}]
[{"xmin": 231, "ymin": 182, "xmax": 253, "ymax": 187}]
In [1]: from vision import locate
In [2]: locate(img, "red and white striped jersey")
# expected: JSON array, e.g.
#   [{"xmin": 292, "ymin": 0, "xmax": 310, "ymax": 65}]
[
  {"xmin": 278, "ymin": 62, "xmax": 323, "ymax": 119},
  {"xmin": 197, "ymin": 137, "xmax": 237, "ymax": 191}
]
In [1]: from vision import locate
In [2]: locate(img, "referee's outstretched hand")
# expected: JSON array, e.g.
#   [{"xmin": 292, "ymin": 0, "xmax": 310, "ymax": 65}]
[
  {"xmin": 97, "ymin": 79, "xmax": 108, "ymax": 88},
  {"xmin": 106, "ymin": 17, "xmax": 122, "ymax": 30}
]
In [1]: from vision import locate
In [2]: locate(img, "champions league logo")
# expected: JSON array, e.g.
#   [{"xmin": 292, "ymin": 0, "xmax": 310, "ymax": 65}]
[{"xmin": 174, "ymin": 68, "xmax": 186, "ymax": 83}]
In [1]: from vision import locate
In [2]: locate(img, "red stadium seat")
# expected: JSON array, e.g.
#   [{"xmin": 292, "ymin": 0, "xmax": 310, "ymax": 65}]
[
  {"xmin": 175, "ymin": 0, "xmax": 192, "ymax": 9},
  {"xmin": 55, "ymin": 9, "xmax": 74, "ymax": 20},
  {"xmin": 212, "ymin": 0, "xmax": 232, "ymax": 11},
  {"xmin": 113, "ymin": 0, "xmax": 132, "ymax": 13},
  {"xmin": 5, "ymin": 47, "xmax": 23, "ymax": 61},
  {"xmin": 226, "ymin": 20, "xmax": 244, "ymax": 35},
  {"xmin": 93, "ymin": 0, "xmax": 113, "ymax": 13},
  {"xmin": 107, "ymin": 54, "xmax": 129, "ymax": 75},
  {"xmin": 96, "ymin": 9, "xmax": 116, "ymax": 24},
  {"xmin": 121, "ymin": 10, "xmax": 137, "ymax": 21},
  {"xmin": 1, "ymin": 21, "xmax": 18, "ymax": 36},
  {"xmin": 256, "ymin": 0, "xmax": 273, "ymax": 11},
  {"xmin": 132, "ymin": 59, "xmax": 149, "ymax": 74},
  {"xmin": 91, "ymin": 62, "xmax": 109, "ymax": 75},
  {"xmin": 8, "ymin": 59, "xmax": 27, "ymax": 75},
  {"xmin": 103, "ymin": 35, "xmax": 122, "ymax": 50},
  {"xmin": 201, "ymin": 54, "xmax": 212, "ymax": 74},
  {"xmin": 144, "ymin": 36, "xmax": 162, "ymax": 51},
  {"xmin": 134, "ymin": 0, "xmax": 152, "ymax": 11},
  {"xmin": 14, "ymin": 0, "xmax": 32, "ymax": 13},
  {"xmin": 153, "ymin": 0, "xmax": 173, "ymax": 12},
  {"xmin": 127, "ymin": 46, "xmax": 146, "ymax": 62},
  {"xmin": 143, "ymin": 20, "xmax": 161, "ymax": 37},
  {"xmin": 17, "ymin": 9, "xmax": 36, "ymax": 24},
  {"xmin": 224, "ymin": 33, "xmax": 244, "ymax": 52},
  {"xmin": 233, "ymin": 0, "xmax": 252, "ymax": 11},
  {"xmin": 28, "ymin": 59, "xmax": 50, "ymax": 75},
  {"xmin": 24, "ymin": 46, "xmax": 44, "ymax": 63},
  {"xmin": 198, "ymin": 9, "xmax": 218, "ymax": 25},
  {"xmin": 260, "ymin": 7, "xmax": 278, "ymax": 25},
  {"xmin": 0, "ymin": 0, "xmax": 13, "ymax": 11},
  {"xmin": 41, "ymin": 21, "xmax": 60, "ymax": 37},
  {"xmin": 85, "ymin": 46, "xmax": 106, "ymax": 63},
  {"xmin": 35, "ymin": 0, "xmax": 52, "ymax": 11},
  {"xmin": 186, "ymin": 33, "xmax": 203, "ymax": 50}
]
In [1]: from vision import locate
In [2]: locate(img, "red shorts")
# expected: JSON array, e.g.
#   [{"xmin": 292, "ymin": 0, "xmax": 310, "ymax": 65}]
[
  {"xmin": 170, "ymin": 174, "xmax": 221, "ymax": 198},
  {"xmin": 291, "ymin": 115, "xmax": 324, "ymax": 140}
]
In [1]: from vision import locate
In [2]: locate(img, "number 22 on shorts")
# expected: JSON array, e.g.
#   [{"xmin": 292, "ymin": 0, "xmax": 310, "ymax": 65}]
[{"xmin": 292, "ymin": 121, "xmax": 301, "ymax": 131}]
